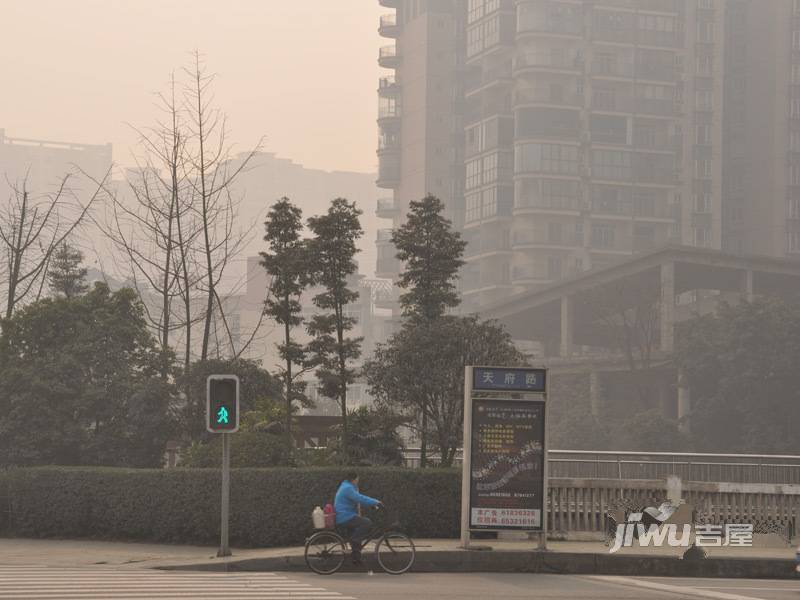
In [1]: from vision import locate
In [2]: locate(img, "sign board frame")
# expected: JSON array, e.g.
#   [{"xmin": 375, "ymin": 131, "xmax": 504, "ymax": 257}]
[
  {"xmin": 460, "ymin": 365, "xmax": 548, "ymax": 550},
  {"xmin": 206, "ymin": 374, "xmax": 240, "ymax": 434}
]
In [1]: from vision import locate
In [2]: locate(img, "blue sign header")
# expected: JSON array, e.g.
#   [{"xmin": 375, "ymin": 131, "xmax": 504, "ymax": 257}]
[{"xmin": 472, "ymin": 367, "xmax": 546, "ymax": 392}]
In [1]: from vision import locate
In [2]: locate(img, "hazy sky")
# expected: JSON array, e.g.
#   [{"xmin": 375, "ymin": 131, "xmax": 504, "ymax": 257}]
[{"xmin": 1, "ymin": 0, "xmax": 385, "ymax": 173}]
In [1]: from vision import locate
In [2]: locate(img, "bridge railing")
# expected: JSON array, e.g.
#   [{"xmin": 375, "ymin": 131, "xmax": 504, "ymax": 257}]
[
  {"xmin": 401, "ymin": 449, "xmax": 800, "ymax": 485},
  {"xmin": 546, "ymin": 477, "xmax": 799, "ymax": 538}
]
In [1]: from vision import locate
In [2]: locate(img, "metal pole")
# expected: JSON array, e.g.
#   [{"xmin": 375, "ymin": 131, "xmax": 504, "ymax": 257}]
[
  {"xmin": 460, "ymin": 367, "xmax": 473, "ymax": 549},
  {"xmin": 217, "ymin": 432, "xmax": 231, "ymax": 557},
  {"xmin": 538, "ymin": 393, "xmax": 548, "ymax": 551}
]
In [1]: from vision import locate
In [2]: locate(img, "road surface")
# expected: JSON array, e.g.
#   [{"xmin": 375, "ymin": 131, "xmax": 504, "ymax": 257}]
[{"xmin": 1, "ymin": 565, "xmax": 798, "ymax": 599}]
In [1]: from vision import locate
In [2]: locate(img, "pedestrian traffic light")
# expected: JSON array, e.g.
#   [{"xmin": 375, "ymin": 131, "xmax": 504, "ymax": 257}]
[{"xmin": 206, "ymin": 375, "xmax": 240, "ymax": 433}]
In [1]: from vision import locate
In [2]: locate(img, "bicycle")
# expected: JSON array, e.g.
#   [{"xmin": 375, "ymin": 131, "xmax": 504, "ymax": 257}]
[{"xmin": 304, "ymin": 507, "xmax": 415, "ymax": 575}]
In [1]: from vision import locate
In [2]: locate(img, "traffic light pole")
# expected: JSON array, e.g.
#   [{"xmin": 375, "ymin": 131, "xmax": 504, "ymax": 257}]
[{"xmin": 217, "ymin": 432, "xmax": 232, "ymax": 557}]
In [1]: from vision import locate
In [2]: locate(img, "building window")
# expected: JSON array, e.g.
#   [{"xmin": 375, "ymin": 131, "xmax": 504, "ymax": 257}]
[
  {"xmin": 695, "ymin": 90, "xmax": 713, "ymax": 111},
  {"xmin": 516, "ymin": 143, "xmax": 579, "ymax": 174},
  {"xmin": 592, "ymin": 150, "xmax": 632, "ymax": 180},
  {"xmin": 592, "ymin": 224, "xmax": 615, "ymax": 248},
  {"xmin": 794, "ymin": 29, "xmax": 800, "ymax": 51},
  {"xmin": 483, "ymin": 153, "xmax": 498, "ymax": 183},
  {"xmin": 466, "ymin": 159, "xmax": 482, "ymax": 189},
  {"xmin": 788, "ymin": 231, "xmax": 800, "ymax": 252},
  {"xmin": 791, "ymin": 164, "xmax": 800, "ymax": 186},
  {"xmin": 694, "ymin": 227, "xmax": 712, "ymax": 247},
  {"xmin": 466, "ymin": 192, "xmax": 481, "ymax": 223},
  {"xmin": 541, "ymin": 179, "xmax": 579, "ymax": 209},
  {"xmin": 792, "ymin": 99, "xmax": 800, "ymax": 119},
  {"xmin": 787, "ymin": 195, "xmax": 800, "ymax": 219},
  {"xmin": 695, "ymin": 158, "xmax": 712, "ymax": 179},
  {"xmin": 468, "ymin": 0, "xmax": 485, "ymax": 24},
  {"xmin": 547, "ymin": 256, "xmax": 563, "ymax": 280},
  {"xmin": 793, "ymin": 64, "xmax": 800, "ymax": 84},
  {"xmin": 694, "ymin": 193, "xmax": 712, "ymax": 213},
  {"xmin": 791, "ymin": 130, "xmax": 800, "ymax": 152},
  {"xmin": 548, "ymin": 221, "xmax": 563, "ymax": 244},
  {"xmin": 696, "ymin": 124, "xmax": 712, "ymax": 145},
  {"xmin": 696, "ymin": 54, "xmax": 713, "ymax": 76},
  {"xmin": 638, "ymin": 14, "xmax": 675, "ymax": 33},
  {"xmin": 697, "ymin": 21, "xmax": 714, "ymax": 43}
]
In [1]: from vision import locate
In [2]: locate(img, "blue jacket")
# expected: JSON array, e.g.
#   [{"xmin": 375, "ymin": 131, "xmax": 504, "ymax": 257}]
[{"xmin": 334, "ymin": 480, "xmax": 380, "ymax": 524}]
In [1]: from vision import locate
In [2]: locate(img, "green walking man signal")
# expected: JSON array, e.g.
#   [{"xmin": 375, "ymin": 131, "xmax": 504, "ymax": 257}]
[{"xmin": 206, "ymin": 375, "xmax": 240, "ymax": 433}]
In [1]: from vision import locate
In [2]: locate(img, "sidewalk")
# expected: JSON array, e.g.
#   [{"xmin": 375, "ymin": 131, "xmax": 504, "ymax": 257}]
[{"xmin": 0, "ymin": 536, "xmax": 795, "ymax": 571}]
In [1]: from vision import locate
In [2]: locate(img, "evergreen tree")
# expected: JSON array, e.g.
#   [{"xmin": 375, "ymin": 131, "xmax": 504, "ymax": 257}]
[
  {"xmin": 47, "ymin": 242, "xmax": 88, "ymax": 298},
  {"xmin": 259, "ymin": 197, "xmax": 313, "ymax": 444},
  {"xmin": 388, "ymin": 195, "xmax": 466, "ymax": 465},
  {"xmin": 306, "ymin": 198, "xmax": 363, "ymax": 462},
  {"xmin": 391, "ymin": 195, "xmax": 466, "ymax": 321}
]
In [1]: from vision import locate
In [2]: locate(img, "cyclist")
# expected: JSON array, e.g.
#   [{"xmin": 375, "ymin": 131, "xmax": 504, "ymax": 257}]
[{"xmin": 334, "ymin": 472, "xmax": 383, "ymax": 565}]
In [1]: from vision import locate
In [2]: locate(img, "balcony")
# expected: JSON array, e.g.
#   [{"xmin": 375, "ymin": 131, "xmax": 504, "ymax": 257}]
[
  {"xmin": 379, "ymin": 13, "xmax": 399, "ymax": 38},
  {"xmin": 464, "ymin": 237, "xmax": 512, "ymax": 259},
  {"xmin": 514, "ymin": 87, "xmax": 583, "ymax": 108},
  {"xmin": 376, "ymin": 228, "xmax": 394, "ymax": 244},
  {"xmin": 376, "ymin": 154, "xmax": 400, "ymax": 189},
  {"xmin": 513, "ymin": 51, "xmax": 583, "ymax": 74},
  {"xmin": 376, "ymin": 197, "xmax": 400, "ymax": 219},
  {"xmin": 378, "ymin": 75, "xmax": 400, "ymax": 97},
  {"xmin": 379, "ymin": 45, "xmax": 400, "ymax": 69},
  {"xmin": 511, "ymin": 264, "xmax": 547, "ymax": 284},
  {"xmin": 378, "ymin": 99, "xmax": 401, "ymax": 128},
  {"xmin": 512, "ymin": 230, "xmax": 582, "ymax": 248},
  {"xmin": 376, "ymin": 255, "xmax": 401, "ymax": 279}
]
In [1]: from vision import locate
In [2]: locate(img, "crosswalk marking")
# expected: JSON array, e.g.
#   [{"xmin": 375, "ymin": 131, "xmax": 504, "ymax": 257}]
[{"xmin": 0, "ymin": 565, "xmax": 356, "ymax": 600}]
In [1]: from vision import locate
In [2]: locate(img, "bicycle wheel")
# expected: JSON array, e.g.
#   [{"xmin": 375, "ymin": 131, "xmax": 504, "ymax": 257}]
[
  {"xmin": 305, "ymin": 531, "xmax": 347, "ymax": 575},
  {"xmin": 375, "ymin": 532, "xmax": 415, "ymax": 574}
]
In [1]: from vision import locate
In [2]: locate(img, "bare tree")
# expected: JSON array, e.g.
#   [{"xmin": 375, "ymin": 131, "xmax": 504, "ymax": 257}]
[
  {"xmin": 582, "ymin": 278, "xmax": 662, "ymax": 404},
  {"xmin": 183, "ymin": 51, "xmax": 263, "ymax": 361},
  {"xmin": 92, "ymin": 74, "xmax": 204, "ymax": 377},
  {"xmin": 0, "ymin": 170, "xmax": 109, "ymax": 321}
]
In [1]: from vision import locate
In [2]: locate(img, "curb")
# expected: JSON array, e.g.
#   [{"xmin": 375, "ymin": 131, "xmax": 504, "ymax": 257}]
[{"xmin": 157, "ymin": 550, "xmax": 798, "ymax": 579}]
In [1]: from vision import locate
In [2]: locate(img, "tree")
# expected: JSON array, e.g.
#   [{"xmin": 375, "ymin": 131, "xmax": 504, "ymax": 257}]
[
  {"xmin": 47, "ymin": 242, "xmax": 88, "ymax": 298},
  {"xmin": 676, "ymin": 298, "xmax": 800, "ymax": 454},
  {"xmin": 580, "ymin": 278, "xmax": 661, "ymax": 407},
  {"xmin": 386, "ymin": 195, "xmax": 466, "ymax": 466},
  {"xmin": 365, "ymin": 315, "xmax": 528, "ymax": 466},
  {"xmin": 391, "ymin": 195, "xmax": 466, "ymax": 321},
  {"xmin": 0, "ymin": 283, "xmax": 176, "ymax": 467},
  {"xmin": 306, "ymin": 198, "xmax": 363, "ymax": 461},
  {"xmin": 0, "ymin": 171, "xmax": 109, "ymax": 321},
  {"xmin": 183, "ymin": 51, "xmax": 262, "ymax": 361},
  {"xmin": 260, "ymin": 198, "xmax": 313, "ymax": 444},
  {"xmin": 327, "ymin": 406, "xmax": 406, "ymax": 466},
  {"xmin": 94, "ymin": 72, "xmax": 201, "ymax": 377}
]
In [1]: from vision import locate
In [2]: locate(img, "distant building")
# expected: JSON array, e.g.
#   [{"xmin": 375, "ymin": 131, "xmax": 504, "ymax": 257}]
[
  {"xmin": 0, "ymin": 128, "xmax": 112, "ymax": 203},
  {"xmin": 225, "ymin": 151, "xmax": 384, "ymax": 279}
]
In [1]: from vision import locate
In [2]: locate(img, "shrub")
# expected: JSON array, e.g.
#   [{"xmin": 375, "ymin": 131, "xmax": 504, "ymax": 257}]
[
  {"xmin": 0, "ymin": 466, "xmax": 460, "ymax": 546},
  {"xmin": 179, "ymin": 433, "xmax": 293, "ymax": 468}
]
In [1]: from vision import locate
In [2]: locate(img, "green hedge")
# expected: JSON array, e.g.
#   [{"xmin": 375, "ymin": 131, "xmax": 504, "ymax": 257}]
[{"xmin": 0, "ymin": 467, "xmax": 460, "ymax": 547}]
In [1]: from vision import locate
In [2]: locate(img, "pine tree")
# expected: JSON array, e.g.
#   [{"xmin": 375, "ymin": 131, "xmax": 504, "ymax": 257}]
[
  {"xmin": 389, "ymin": 195, "xmax": 466, "ymax": 465},
  {"xmin": 391, "ymin": 195, "xmax": 467, "ymax": 321},
  {"xmin": 259, "ymin": 198, "xmax": 312, "ymax": 444},
  {"xmin": 47, "ymin": 242, "xmax": 88, "ymax": 298},
  {"xmin": 306, "ymin": 198, "xmax": 363, "ymax": 462}
]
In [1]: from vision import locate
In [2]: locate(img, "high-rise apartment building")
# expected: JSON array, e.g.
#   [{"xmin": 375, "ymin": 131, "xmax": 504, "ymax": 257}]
[
  {"xmin": 722, "ymin": 0, "xmax": 800, "ymax": 259},
  {"xmin": 376, "ymin": 0, "xmax": 760, "ymax": 313},
  {"xmin": 375, "ymin": 0, "xmax": 465, "ymax": 283}
]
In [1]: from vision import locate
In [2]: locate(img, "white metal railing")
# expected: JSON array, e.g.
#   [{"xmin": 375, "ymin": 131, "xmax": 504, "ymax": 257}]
[{"xmin": 400, "ymin": 448, "xmax": 800, "ymax": 484}]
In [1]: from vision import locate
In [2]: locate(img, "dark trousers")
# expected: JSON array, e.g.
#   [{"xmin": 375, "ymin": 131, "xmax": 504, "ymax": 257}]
[{"xmin": 341, "ymin": 515, "xmax": 372, "ymax": 554}]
